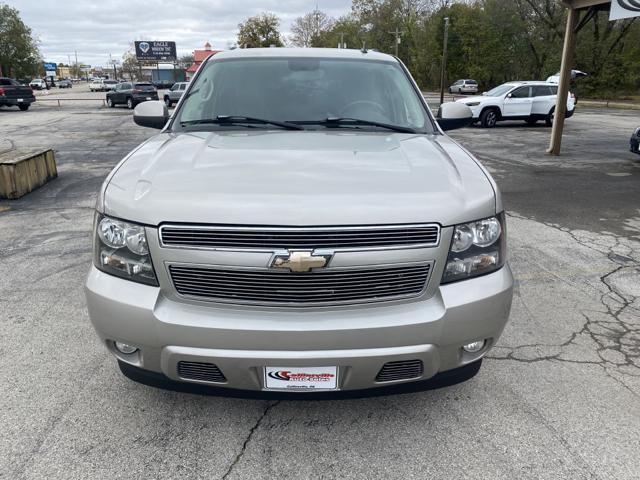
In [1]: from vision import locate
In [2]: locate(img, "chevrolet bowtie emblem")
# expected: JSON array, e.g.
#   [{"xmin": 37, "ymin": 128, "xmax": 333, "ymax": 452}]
[{"xmin": 271, "ymin": 251, "xmax": 332, "ymax": 273}]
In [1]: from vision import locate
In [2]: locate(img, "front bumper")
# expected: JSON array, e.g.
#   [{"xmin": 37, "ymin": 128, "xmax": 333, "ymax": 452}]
[{"xmin": 86, "ymin": 264, "xmax": 513, "ymax": 392}]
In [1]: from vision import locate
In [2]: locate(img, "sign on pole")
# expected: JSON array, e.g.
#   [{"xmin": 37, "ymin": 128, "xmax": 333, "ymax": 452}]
[
  {"xmin": 610, "ymin": 0, "xmax": 640, "ymax": 20},
  {"xmin": 43, "ymin": 62, "xmax": 57, "ymax": 76},
  {"xmin": 134, "ymin": 41, "xmax": 177, "ymax": 61}
]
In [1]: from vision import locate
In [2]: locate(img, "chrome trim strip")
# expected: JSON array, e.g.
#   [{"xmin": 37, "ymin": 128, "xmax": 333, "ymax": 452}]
[
  {"xmin": 164, "ymin": 260, "xmax": 434, "ymax": 308},
  {"xmin": 158, "ymin": 223, "xmax": 441, "ymax": 253}
]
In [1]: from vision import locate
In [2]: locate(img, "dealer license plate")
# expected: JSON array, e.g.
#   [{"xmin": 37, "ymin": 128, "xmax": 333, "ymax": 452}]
[{"xmin": 264, "ymin": 366, "xmax": 338, "ymax": 390}]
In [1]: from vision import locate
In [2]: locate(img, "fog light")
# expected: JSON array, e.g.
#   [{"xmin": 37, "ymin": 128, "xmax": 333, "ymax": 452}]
[
  {"xmin": 462, "ymin": 340, "xmax": 486, "ymax": 353},
  {"xmin": 114, "ymin": 341, "xmax": 138, "ymax": 355}
]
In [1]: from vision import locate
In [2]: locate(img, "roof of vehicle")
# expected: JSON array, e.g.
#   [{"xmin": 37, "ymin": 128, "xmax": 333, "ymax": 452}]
[{"xmin": 211, "ymin": 47, "xmax": 397, "ymax": 63}]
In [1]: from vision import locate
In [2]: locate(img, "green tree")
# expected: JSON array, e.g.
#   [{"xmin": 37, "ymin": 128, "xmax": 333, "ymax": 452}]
[
  {"xmin": 237, "ymin": 13, "xmax": 284, "ymax": 48},
  {"xmin": 0, "ymin": 3, "xmax": 42, "ymax": 78},
  {"xmin": 314, "ymin": 15, "xmax": 364, "ymax": 49}
]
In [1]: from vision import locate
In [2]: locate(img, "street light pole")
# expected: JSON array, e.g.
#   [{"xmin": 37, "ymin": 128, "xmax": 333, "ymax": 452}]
[{"xmin": 439, "ymin": 17, "xmax": 450, "ymax": 106}]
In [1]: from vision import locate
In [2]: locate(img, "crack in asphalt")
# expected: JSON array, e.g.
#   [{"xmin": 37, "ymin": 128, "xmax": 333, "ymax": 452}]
[
  {"xmin": 488, "ymin": 213, "xmax": 640, "ymax": 395},
  {"xmin": 221, "ymin": 401, "xmax": 280, "ymax": 480}
]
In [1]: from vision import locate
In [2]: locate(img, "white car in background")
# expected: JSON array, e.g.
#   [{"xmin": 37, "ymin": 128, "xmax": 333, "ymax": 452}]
[
  {"xmin": 90, "ymin": 79, "xmax": 118, "ymax": 92},
  {"xmin": 546, "ymin": 70, "xmax": 588, "ymax": 84},
  {"xmin": 456, "ymin": 81, "xmax": 575, "ymax": 128}
]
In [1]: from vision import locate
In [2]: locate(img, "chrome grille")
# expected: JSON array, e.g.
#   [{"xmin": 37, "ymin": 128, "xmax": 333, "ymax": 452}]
[
  {"xmin": 177, "ymin": 361, "xmax": 226, "ymax": 383},
  {"xmin": 169, "ymin": 263, "xmax": 431, "ymax": 306},
  {"xmin": 160, "ymin": 224, "xmax": 440, "ymax": 250},
  {"xmin": 375, "ymin": 360, "xmax": 424, "ymax": 382}
]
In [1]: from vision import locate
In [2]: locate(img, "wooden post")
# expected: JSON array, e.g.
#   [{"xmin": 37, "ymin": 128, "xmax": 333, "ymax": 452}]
[{"xmin": 547, "ymin": 8, "xmax": 580, "ymax": 155}]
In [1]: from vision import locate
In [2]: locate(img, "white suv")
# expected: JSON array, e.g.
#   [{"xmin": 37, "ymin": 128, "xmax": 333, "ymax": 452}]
[{"xmin": 456, "ymin": 82, "xmax": 575, "ymax": 128}]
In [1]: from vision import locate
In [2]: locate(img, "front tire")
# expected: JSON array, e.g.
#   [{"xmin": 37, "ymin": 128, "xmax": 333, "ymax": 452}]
[
  {"xmin": 164, "ymin": 97, "xmax": 172, "ymax": 108},
  {"xmin": 480, "ymin": 108, "xmax": 498, "ymax": 128},
  {"xmin": 127, "ymin": 97, "xmax": 134, "ymax": 110},
  {"xmin": 545, "ymin": 108, "xmax": 555, "ymax": 127},
  {"xmin": 107, "ymin": 97, "xmax": 115, "ymax": 108},
  {"xmin": 18, "ymin": 104, "xmax": 29, "ymax": 111}
]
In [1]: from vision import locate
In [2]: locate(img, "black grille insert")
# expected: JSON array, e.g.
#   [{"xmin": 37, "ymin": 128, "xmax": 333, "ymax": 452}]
[
  {"xmin": 375, "ymin": 359, "xmax": 424, "ymax": 382},
  {"xmin": 177, "ymin": 361, "xmax": 226, "ymax": 383}
]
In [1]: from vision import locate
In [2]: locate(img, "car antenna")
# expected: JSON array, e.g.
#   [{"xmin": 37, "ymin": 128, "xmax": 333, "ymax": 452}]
[{"xmin": 361, "ymin": 41, "xmax": 368, "ymax": 54}]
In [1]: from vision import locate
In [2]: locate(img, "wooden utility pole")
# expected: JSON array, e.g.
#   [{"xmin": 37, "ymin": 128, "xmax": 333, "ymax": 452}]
[
  {"xmin": 388, "ymin": 27, "xmax": 402, "ymax": 57},
  {"xmin": 439, "ymin": 17, "xmax": 450, "ymax": 106},
  {"xmin": 547, "ymin": 8, "xmax": 579, "ymax": 155}
]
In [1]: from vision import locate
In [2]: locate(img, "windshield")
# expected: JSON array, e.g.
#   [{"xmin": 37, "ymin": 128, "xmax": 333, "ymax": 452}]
[
  {"xmin": 485, "ymin": 84, "xmax": 516, "ymax": 97},
  {"xmin": 174, "ymin": 57, "xmax": 432, "ymax": 132},
  {"xmin": 104, "ymin": 80, "xmax": 117, "ymax": 84}
]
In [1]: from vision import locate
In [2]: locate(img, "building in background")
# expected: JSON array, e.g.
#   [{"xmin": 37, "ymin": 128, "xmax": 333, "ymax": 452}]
[{"xmin": 186, "ymin": 42, "xmax": 222, "ymax": 80}]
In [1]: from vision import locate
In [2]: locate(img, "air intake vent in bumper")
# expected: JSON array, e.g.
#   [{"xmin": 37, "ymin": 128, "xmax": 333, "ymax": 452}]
[
  {"xmin": 177, "ymin": 361, "xmax": 227, "ymax": 383},
  {"xmin": 375, "ymin": 359, "xmax": 424, "ymax": 382}
]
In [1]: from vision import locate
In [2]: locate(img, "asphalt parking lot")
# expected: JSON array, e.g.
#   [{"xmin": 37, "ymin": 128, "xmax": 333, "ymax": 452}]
[{"xmin": 1, "ymin": 100, "xmax": 639, "ymax": 479}]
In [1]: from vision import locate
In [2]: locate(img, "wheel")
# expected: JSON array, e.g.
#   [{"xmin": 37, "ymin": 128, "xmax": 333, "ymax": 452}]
[
  {"xmin": 164, "ymin": 97, "xmax": 172, "ymax": 108},
  {"xmin": 18, "ymin": 104, "xmax": 29, "ymax": 111},
  {"xmin": 480, "ymin": 108, "xmax": 498, "ymax": 128},
  {"xmin": 107, "ymin": 97, "xmax": 115, "ymax": 108},
  {"xmin": 545, "ymin": 108, "xmax": 555, "ymax": 127},
  {"xmin": 127, "ymin": 97, "xmax": 134, "ymax": 110},
  {"xmin": 449, "ymin": 88, "xmax": 453, "ymax": 94},
  {"xmin": 525, "ymin": 118, "xmax": 538, "ymax": 125}
]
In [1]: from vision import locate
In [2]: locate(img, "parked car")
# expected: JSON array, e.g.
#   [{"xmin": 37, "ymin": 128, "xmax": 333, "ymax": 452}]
[
  {"xmin": 29, "ymin": 78, "xmax": 46, "ymax": 90},
  {"xmin": 85, "ymin": 48, "xmax": 513, "ymax": 395},
  {"xmin": 90, "ymin": 79, "xmax": 117, "ymax": 92},
  {"xmin": 631, "ymin": 127, "xmax": 640, "ymax": 155},
  {"xmin": 153, "ymin": 79, "xmax": 175, "ymax": 89},
  {"xmin": 106, "ymin": 82, "xmax": 158, "ymax": 109},
  {"xmin": 163, "ymin": 81, "xmax": 188, "ymax": 107},
  {"xmin": 57, "ymin": 79, "xmax": 72, "ymax": 89},
  {"xmin": 546, "ymin": 69, "xmax": 588, "ymax": 84},
  {"xmin": 456, "ymin": 81, "xmax": 575, "ymax": 128},
  {"xmin": 449, "ymin": 79, "xmax": 478, "ymax": 94},
  {"xmin": 0, "ymin": 77, "xmax": 36, "ymax": 110}
]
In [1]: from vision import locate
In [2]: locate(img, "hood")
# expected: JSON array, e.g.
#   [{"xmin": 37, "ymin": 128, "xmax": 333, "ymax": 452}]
[
  {"xmin": 456, "ymin": 95, "xmax": 486, "ymax": 104},
  {"xmin": 103, "ymin": 131, "xmax": 497, "ymax": 227}
]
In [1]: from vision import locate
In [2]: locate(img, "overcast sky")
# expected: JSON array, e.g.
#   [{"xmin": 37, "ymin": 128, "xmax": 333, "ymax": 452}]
[{"xmin": 12, "ymin": 0, "xmax": 352, "ymax": 67}]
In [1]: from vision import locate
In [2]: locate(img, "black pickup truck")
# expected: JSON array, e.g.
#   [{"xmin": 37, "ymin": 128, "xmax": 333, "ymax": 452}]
[{"xmin": 0, "ymin": 77, "xmax": 36, "ymax": 111}]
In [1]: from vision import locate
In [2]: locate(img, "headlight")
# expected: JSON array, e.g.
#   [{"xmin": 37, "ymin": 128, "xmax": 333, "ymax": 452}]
[
  {"xmin": 93, "ymin": 214, "xmax": 158, "ymax": 286},
  {"xmin": 466, "ymin": 102, "xmax": 481, "ymax": 107},
  {"xmin": 441, "ymin": 213, "xmax": 506, "ymax": 284}
]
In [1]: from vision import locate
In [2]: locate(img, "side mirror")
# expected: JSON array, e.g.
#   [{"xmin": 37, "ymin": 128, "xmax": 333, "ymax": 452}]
[
  {"xmin": 133, "ymin": 101, "xmax": 169, "ymax": 129},
  {"xmin": 436, "ymin": 102, "xmax": 473, "ymax": 132},
  {"xmin": 506, "ymin": 93, "xmax": 513, "ymax": 99}
]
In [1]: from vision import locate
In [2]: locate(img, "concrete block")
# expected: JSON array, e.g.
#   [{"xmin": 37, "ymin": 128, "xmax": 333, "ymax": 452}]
[{"xmin": 0, "ymin": 149, "xmax": 57, "ymax": 199}]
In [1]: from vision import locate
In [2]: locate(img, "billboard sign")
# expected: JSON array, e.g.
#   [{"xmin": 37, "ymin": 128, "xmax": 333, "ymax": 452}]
[
  {"xmin": 610, "ymin": 0, "xmax": 640, "ymax": 20},
  {"xmin": 134, "ymin": 41, "xmax": 177, "ymax": 61},
  {"xmin": 44, "ymin": 62, "xmax": 57, "ymax": 75}
]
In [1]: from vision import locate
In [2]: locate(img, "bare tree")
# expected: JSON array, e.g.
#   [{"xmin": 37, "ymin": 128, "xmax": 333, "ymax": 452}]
[{"xmin": 291, "ymin": 10, "xmax": 335, "ymax": 47}]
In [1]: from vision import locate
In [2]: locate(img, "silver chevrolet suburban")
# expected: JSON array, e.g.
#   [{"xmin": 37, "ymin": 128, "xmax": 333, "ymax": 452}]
[{"xmin": 85, "ymin": 48, "xmax": 513, "ymax": 395}]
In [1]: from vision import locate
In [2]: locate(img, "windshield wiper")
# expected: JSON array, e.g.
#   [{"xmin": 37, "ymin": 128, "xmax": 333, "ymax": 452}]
[
  {"xmin": 180, "ymin": 115, "xmax": 304, "ymax": 130},
  {"xmin": 293, "ymin": 117, "xmax": 417, "ymax": 134}
]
